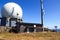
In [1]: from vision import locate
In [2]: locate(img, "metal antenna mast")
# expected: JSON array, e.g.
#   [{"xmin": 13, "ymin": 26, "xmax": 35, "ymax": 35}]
[{"xmin": 40, "ymin": 0, "xmax": 44, "ymax": 32}]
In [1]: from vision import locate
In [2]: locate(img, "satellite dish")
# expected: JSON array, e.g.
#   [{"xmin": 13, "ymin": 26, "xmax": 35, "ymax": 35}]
[{"xmin": 1, "ymin": 2, "xmax": 23, "ymax": 19}]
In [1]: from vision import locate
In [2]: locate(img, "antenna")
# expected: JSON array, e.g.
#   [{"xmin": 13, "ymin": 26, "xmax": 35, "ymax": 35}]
[{"xmin": 40, "ymin": 0, "xmax": 44, "ymax": 32}]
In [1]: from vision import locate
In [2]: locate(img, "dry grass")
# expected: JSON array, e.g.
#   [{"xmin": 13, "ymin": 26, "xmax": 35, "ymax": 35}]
[{"xmin": 0, "ymin": 32, "xmax": 60, "ymax": 40}]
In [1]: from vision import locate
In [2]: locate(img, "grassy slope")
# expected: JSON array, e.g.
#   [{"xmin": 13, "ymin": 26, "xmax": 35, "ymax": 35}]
[{"xmin": 0, "ymin": 32, "xmax": 60, "ymax": 40}]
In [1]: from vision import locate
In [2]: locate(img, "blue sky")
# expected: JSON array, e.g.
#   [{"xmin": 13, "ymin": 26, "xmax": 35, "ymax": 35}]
[{"xmin": 0, "ymin": 0, "xmax": 60, "ymax": 29}]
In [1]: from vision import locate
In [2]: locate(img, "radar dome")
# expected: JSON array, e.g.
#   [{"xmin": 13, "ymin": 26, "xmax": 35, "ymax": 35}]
[{"xmin": 1, "ymin": 2, "xmax": 23, "ymax": 19}]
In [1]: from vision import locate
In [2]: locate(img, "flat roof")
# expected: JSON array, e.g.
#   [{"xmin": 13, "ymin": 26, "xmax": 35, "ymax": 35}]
[{"xmin": 17, "ymin": 22, "xmax": 42, "ymax": 26}]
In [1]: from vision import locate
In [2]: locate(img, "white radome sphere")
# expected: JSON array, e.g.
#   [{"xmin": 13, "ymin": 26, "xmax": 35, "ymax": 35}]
[{"xmin": 1, "ymin": 2, "xmax": 23, "ymax": 19}]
